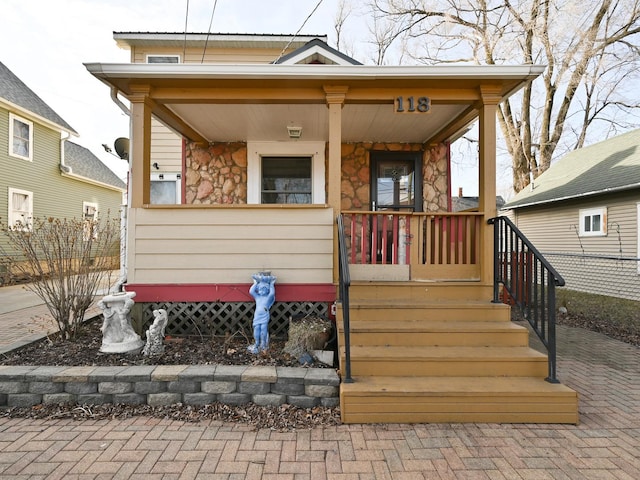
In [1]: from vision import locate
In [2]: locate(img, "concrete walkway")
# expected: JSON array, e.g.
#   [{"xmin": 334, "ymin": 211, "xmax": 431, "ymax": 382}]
[
  {"xmin": 0, "ymin": 282, "xmax": 103, "ymax": 355},
  {"xmin": 0, "ymin": 284, "xmax": 639, "ymax": 479}
]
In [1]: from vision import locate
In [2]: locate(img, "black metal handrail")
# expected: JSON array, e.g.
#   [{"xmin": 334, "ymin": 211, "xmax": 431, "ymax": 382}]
[
  {"xmin": 337, "ymin": 214, "xmax": 353, "ymax": 383},
  {"xmin": 488, "ymin": 216, "xmax": 566, "ymax": 383}
]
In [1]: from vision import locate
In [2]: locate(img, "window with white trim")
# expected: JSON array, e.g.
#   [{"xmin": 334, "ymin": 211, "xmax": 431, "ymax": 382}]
[
  {"xmin": 247, "ymin": 142, "xmax": 325, "ymax": 204},
  {"xmin": 146, "ymin": 55, "xmax": 180, "ymax": 64},
  {"xmin": 8, "ymin": 188, "xmax": 33, "ymax": 229},
  {"xmin": 9, "ymin": 113, "xmax": 33, "ymax": 161},
  {"xmin": 261, "ymin": 156, "xmax": 312, "ymax": 204},
  {"xmin": 151, "ymin": 172, "xmax": 181, "ymax": 204},
  {"xmin": 83, "ymin": 202, "xmax": 99, "ymax": 240},
  {"xmin": 579, "ymin": 207, "xmax": 607, "ymax": 237}
]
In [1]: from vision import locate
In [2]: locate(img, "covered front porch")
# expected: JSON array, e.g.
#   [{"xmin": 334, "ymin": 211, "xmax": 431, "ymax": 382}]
[
  {"xmin": 86, "ymin": 59, "xmax": 579, "ymax": 424},
  {"xmin": 85, "ymin": 62, "xmax": 546, "ymax": 291}
]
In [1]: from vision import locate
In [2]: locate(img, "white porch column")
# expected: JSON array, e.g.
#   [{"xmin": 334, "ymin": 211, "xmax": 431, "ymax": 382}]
[{"xmin": 478, "ymin": 85, "xmax": 502, "ymax": 285}]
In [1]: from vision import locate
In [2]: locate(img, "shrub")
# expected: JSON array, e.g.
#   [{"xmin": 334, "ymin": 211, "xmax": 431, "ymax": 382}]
[{"xmin": 0, "ymin": 215, "xmax": 120, "ymax": 340}]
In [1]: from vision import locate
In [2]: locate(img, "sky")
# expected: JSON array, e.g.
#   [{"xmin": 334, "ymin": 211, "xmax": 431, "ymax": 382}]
[{"xmin": 1, "ymin": 0, "xmax": 483, "ymax": 196}]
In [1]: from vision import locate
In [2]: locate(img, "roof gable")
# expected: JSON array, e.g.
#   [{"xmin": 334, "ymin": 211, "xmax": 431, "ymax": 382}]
[
  {"xmin": 504, "ymin": 128, "xmax": 640, "ymax": 209},
  {"xmin": 0, "ymin": 62, "xmax": 76, "ymax": 134},
  {"xmin": 64, "ymin": 141, "xmax": 126, "ymax": 190},
  {"xmin": 274, "ymin": 38, "xmax": 361, "ymax": 65}
]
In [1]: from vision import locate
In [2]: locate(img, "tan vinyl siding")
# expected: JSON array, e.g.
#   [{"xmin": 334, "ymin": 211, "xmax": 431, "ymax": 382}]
[
  {"xmin": 127, "ymin": 206, "xmax": 334, "ymax": 284},
  {"xmin": 133, "ymin": 47, "xmax": 289, "ymax": 64},
  {"xmin": 151, "ymin": 119, "xmax": 182, "ymax": 171}
]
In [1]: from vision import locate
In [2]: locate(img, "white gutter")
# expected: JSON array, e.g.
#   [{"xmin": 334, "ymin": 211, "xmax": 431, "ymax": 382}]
[
  {"xmin": 85, "ymin": 62, "xmax": 547, "ymax": 82},
  {"xmin": 504, "ymin": 183, "xmax": 640, "ymax": 210},
  {"xmin": 59, "ymin": 171, "xmax": 126, "ymax": 192}
]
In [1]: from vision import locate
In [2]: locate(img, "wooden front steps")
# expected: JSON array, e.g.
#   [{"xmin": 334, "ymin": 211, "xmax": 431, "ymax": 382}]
[{"xmin": 337, "ymin": 281, "xmax": 579, "ymax": 424}]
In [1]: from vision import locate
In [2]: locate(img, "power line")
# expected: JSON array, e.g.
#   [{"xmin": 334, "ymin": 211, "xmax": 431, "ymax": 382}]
[
  {"xmin": 201, "ymin": 0, "xmax": 220, "ymax": 63},
  {"xmin": 274, "ymin": 0, "xmax": 325, "ymax": 63},
  {"xmin": 183, "ymin": 0, "xmax": 190, "ymax": 61}
]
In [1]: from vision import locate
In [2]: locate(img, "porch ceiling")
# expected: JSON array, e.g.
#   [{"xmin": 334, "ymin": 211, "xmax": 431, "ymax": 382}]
[
  {"xmin": 85, "ymin": 63, "xmax": 546, "ymax": 144},
  {"xmin": 167, "ymin": 103, "xmax": 468, "ymax": 143}
]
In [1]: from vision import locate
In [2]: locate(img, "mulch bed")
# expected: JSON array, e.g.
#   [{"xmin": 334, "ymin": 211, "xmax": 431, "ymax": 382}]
[
  {"xmin": 1, "ymin": 318, "xmax": 340, "ymax": 430},
  {"xmin": 1, "ymin": 317, "xmax": 334, "ymax": 368}
]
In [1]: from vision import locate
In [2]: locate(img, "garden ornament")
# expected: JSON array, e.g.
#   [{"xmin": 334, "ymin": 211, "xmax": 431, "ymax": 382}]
[
  {"xmin": 98, "ymin": 291, "xmax": 144, "ymax": 353},
  {"xmin": 248, "ymin": 272, "xmax": 276, "ymax": 354},
  {"xmin": 142, "ymin": 308, "xmax": 168, "ymax": 357}
]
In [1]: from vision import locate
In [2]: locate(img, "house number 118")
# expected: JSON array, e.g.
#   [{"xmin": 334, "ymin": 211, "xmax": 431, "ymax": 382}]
[{"xmin": 395, "ymin": 96, "xmax": 431, "ymax": 113}]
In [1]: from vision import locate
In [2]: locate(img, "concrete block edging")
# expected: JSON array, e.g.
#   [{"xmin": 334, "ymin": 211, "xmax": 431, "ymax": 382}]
[{"xmin": 0, "ymin": 364, "xmax": 340, "ymax": 409}]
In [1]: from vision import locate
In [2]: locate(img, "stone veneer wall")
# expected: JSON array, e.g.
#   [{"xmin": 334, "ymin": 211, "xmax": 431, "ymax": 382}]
[
  {"xmin": 341, "ymin": 142, "xmax": 449, "ymax": 212},
  {"xmin": 185, "ymin": 142, "xmax": 248, "ymax": 204},
  {"xmin": 0, "ymin": 365, "xmax": 340, "ymax": 409},
  {"xmin": 186, "ymin": 141, "xmax": 449, "ymax": 210}
]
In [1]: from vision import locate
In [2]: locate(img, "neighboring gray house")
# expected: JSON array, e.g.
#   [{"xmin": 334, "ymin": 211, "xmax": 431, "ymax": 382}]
[
  {"xmin": 501, "ymin": 128, "xmax": 640, "ymax": 301},
  {"xmin": 1, "ymin": 61, "xmax": 126, "ymax": 268},
  {"xmin": 451, "ymin": 187, "xmax": 505, "ymax": 212}
]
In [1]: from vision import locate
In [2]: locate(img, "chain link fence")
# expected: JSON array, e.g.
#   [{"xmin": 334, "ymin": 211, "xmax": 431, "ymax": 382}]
[{"xmin": 544, "ymin": 252, "xmax": 640, "ymax": 302}]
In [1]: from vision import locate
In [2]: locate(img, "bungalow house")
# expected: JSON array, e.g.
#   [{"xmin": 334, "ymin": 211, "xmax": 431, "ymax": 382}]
[
  {"xmin": 0, "ymin": 61, "xmax": 126, "ymax": 281},
  {"xmin": 85, "ymin": 33, "xmax": 578, "ymax": 424},
  {"xmin": 501, "ymin": 128, "xmax": 640, "ymax": 302}
]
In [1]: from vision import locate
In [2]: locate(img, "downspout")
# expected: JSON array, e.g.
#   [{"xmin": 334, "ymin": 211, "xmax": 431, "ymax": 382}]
[
  {"xmin": 59, "ymin": 131, "xmax": 72, "ymax": 174},
  {"xmin": 110, "ymin": 87, "xmax": 131, "ymax": 292}
]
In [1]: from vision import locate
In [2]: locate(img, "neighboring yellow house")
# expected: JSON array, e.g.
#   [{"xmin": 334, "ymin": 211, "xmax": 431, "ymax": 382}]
[
  {"xmin": 1, "ymin": 61, "xmax": 126, "ymax": 283},
  {"xmin": 86, "ymin": 33, "xmax": 578, "ymax": 424}
]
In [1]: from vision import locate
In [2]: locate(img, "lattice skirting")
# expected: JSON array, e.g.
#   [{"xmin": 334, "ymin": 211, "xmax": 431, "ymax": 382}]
[{"xmin": 138, "ymin": 301, "xmax": 330, "ymax": 338}]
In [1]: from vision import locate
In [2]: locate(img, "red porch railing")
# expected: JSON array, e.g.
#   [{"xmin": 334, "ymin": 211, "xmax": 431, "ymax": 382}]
[{"xmin": 342, "ymin": 211, "xmax": 483, "ymax": 279}]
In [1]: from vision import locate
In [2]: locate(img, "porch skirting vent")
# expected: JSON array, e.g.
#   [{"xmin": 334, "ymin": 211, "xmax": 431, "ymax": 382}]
[{"xmin": 138, "ymin": 302, "xmax": 329, "ymax": 338}]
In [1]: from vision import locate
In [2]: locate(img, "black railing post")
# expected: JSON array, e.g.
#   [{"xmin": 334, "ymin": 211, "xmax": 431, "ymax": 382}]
[
  {"xmin": 546, "ymin": 281, "xmax": 559, "ymax": 383},
  {"xmin": 337, "ymin": 214, "xmax": 353, "ymax": 383},
  {"xmin": 489, "ymin": 216, "xmax": 564, "ymax": 384},
  {"xmin": 492, "ymin": 216, "xmax": 501, "ymax": 303}
]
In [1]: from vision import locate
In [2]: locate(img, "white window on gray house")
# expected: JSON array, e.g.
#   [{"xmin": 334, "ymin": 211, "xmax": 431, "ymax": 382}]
[
  {"xmin": 9, "ymin": 113, "xmax": 33, "ymax": 161},
  {"xmin": 579, "ymin": 207, "xmax": 607, "ymax": 237},
  {"xmin": 8, "ymin": 188, "xmax": 33, "ymax": 229},
  {"xmin": 261, "ymin": 157, "xmax": 312, "ymax": 204},
  {"xmin": 146, "ymin": 55, "xmax": 180, "ymax": 63},
  {"xmin": 151, "ymin": 173, "xmax": 181, "ymax": 204}
]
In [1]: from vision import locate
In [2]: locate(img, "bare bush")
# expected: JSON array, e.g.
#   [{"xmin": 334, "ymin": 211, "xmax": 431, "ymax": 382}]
[{"xmin": 0, "ymin": 215, "xmax": 120, "ymax": 341}]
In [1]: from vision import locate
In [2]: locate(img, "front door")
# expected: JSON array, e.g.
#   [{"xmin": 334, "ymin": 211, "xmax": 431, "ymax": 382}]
[
  {"xmin": 371, "ymin": 151, "xmax": 422, "ymax": 213},
  {"xmin": 354, "ymin": 152, "xmax": 422, "ymax": 280}
]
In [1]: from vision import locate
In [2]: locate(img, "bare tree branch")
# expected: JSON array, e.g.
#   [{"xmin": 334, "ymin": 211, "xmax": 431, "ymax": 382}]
[{"xmin": 366, "ymin": 0, "xmax": 640, "ymax": 193}]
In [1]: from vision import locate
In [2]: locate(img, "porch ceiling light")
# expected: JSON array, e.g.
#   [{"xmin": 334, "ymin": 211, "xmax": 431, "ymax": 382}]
[{"xmin": 287, "ymin": 125, "xmax": 302, "ymax": 139}]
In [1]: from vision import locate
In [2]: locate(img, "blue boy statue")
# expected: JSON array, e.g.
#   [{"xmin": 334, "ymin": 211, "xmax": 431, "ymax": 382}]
[{"xmin": 248, "ymin": 272, "xmax": 276, "ymax": 353}]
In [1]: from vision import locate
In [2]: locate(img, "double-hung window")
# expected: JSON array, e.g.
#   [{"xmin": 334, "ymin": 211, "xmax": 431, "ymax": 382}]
[
  {"xmin": 9, "ymin": 113, "xmax": 33, "ymax": 161},
  {"xmin": 579, "ymin": 207, "xmax": 607, "ymax": 237},
  {"xmin": 151, "ymin": 172, "xmax": 181, "ymax": 204},
  {"xmin": 247, "ymin": 141, "xmax": 325, "ymax": 204},
  {"xmin": 8, "ymin": 188, "xmax": 33, "ymax": 229},
  {"xmin": 261, "ymin": 157, "xmax": 312, "ymax": 204}
]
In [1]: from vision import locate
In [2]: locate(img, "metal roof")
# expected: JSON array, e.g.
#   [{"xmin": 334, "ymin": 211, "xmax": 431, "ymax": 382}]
[
  {"xmin": 503, "ymin": 128, "xmax": 640, "ymax": 210},
  {"xmin": 113, "ymin": 32, "xmax": 327, "ymax": 50}
]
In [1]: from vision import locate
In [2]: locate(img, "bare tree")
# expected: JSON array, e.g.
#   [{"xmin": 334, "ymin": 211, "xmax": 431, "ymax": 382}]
[
  {"xmin": 1, "ymin": 215, "xmax": 120, "ymax": 340},
  {"xmin": 368, "ymin": 0, "xmax": 640, "ymax": 192}
]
